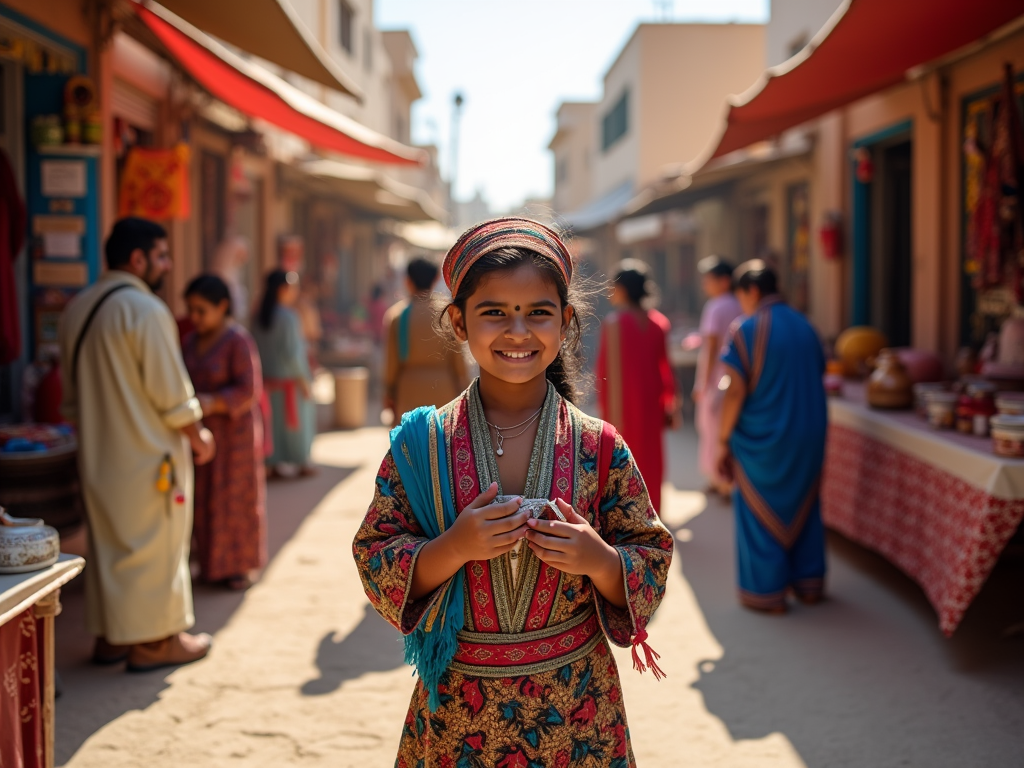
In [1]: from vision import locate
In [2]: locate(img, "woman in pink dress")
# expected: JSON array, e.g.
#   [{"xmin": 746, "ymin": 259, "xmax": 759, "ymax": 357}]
[
  {"xmin": 182, "ymin": 274, "xmax": 267, "ymax": 590},
  {"xmin": 595, "ymin": 260, "xmax": 678, "ymax": 513},
  {"xmin": 693, "ymin": 256, "xmax": 742, "ymax": 497}
]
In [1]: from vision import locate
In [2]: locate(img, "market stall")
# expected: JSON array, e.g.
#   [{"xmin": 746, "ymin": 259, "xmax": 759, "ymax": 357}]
[
  {"xmin": 822, "ymin": 382, "xmax": 1024, "ymax": 636},
  {"xmin": 0, "ymin": 553, "xmax": 84, "ymax": 768}
]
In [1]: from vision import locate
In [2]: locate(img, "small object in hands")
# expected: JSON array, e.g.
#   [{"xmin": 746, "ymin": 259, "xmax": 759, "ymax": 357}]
[
  {"xmin": 156, "ymin": 454, "xmax": 172, "ymax": 493},
  {"xmin": 496, "ymin": 496, "xmax": 566, "ymax": 522}
]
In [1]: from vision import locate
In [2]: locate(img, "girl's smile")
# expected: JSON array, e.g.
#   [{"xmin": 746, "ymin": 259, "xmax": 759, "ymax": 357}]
[{"xmin": 451, "ymin": 263, "xmax": 572, "ymax": 388}]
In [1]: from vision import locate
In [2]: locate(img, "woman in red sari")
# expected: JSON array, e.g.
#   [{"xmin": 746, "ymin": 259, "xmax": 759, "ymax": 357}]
[
  {"xmin": 595, "ymin": 260, "xmax": 677, "ymax": 514},
  {"xmin": 183, "ymin": 275, "xmax": 267, "ymax": 590}
]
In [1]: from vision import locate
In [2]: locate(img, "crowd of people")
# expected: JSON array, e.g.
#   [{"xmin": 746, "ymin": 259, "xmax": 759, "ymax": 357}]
[
  {"xmin": 57, "ymin": 217, "xmax": 319, "ymax": 670},
  {"xmin": 56, "ymin": 213, "xmax": 828, "ymax": 747}
]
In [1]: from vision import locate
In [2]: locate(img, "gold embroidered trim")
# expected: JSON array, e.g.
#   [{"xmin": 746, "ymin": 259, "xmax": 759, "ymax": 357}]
[
  {"xmin": 448, "ymin": 634, "xmax": 604, "ymax": 678},
  {"xmin": 466, "ymin": 380, "xmax": 559, "ymax": 633}
]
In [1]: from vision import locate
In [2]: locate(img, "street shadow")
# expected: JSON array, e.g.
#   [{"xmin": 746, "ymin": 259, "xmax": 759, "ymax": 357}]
[
  {"xmin": 678, "ymin": 490, "xmax": 1024, "ymax": 768},
  {"xmin": 54, "ymin": 463, "xmax": 356, "ymax": 766},
  {"xmin": 300, "ymin": 602, "xmax": 406, "ymax": 696}
]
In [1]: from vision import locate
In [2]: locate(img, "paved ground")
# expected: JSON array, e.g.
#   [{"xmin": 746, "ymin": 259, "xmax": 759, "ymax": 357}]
[{"xmin": 52, "ymin": 424, "xmax": 1024, "ymax": 767}]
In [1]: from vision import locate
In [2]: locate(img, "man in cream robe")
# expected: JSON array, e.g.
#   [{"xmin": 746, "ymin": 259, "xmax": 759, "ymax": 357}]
[{"xmin": 59, "ymin": 218, "xmax": 215, "ymax": 671}]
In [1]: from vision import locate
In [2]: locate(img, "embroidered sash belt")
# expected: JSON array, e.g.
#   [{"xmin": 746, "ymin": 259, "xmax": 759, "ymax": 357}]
[{"xmin": 448, "ymin": 608, "xmax": 603, "ymax": 677}]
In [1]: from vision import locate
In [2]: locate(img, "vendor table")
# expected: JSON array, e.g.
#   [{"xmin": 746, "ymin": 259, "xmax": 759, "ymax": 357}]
[
  {"xmin": 822, "ymin": 384, "xmax": 1024, "ymax": 636},
  {"xmin": 0, "ymin": 555, "xmax": 84, "ymax": 768}
]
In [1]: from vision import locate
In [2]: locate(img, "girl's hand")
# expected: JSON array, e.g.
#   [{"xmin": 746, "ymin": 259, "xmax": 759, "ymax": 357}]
[
  {"xmin": 447, "ymin": 482, "xmax": 530, "ymax": 563},
  {"xmin": 524, "ymin": 499, "xmax": 620, "ymax": 581}
]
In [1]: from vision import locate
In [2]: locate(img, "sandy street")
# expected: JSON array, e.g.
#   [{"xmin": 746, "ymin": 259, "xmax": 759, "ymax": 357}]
[{"xmin": 52, "ymin": 425, "xmax": 1024, "ymax": 767}]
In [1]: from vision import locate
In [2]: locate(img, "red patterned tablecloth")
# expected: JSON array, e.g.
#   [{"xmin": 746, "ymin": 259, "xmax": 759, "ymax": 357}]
[
  {"xmin": 823, "ymin": 391, "xmax": 1024, "ymax": 636},
  {"xmin": 0, "ymin": 607, "xmax": 44, "ymax": 768}
]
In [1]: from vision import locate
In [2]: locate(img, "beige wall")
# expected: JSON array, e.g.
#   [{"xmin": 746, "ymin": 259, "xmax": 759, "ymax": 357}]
[
  {"xmin": 593, "ymin": 32, "xmax": 641, "ymax": 198},
  {"xmin": 550, "ymin": 102, "xmax": 597, "ymax": 215},
  {"xmin": 637, "ymin": 24, "xmax": 765, "ymax": 188},
  {"xmin": 765, "ymin": 0, "xmax": 842, "ymax": 68},
  {"xmin": 810, "ymin": 112, "xmax": 846, "ymax": 339}
]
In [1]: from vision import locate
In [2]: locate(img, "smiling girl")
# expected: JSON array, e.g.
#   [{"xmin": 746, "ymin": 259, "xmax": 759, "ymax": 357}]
[{"xmin": 353, "ymin": 218, "xmax": 673, "ymax": 767}]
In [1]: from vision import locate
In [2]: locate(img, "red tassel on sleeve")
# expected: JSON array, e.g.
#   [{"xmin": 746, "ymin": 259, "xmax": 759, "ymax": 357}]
[{"xmin": 630, "ymin": 628, "xmax": 666, "ymax": 681}]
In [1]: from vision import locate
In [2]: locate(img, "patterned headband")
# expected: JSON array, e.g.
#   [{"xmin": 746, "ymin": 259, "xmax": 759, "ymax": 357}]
[{"xmin": 442, "ymin": 217, "xmax": 573, "ymax": 296}]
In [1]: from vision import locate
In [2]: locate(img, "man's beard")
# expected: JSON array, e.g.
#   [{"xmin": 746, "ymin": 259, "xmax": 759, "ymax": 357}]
[{"xmin": 144, "ymin": 264, "xmax": 165, "ymax": 292}]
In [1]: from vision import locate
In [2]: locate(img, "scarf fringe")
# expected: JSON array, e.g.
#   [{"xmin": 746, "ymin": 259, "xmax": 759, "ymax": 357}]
[
  {"xmin": 404, "ymin": 618, "xmax": 461, "ymax": 712},
  {"xmin": 631, "ymin": 628, "xmax": 666, "ymax": 681}
]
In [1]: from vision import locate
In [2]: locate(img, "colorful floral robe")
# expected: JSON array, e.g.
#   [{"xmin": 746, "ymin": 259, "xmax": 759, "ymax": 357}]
[{"xmin": 353, "ymin": 386, "xmax": 673, "ymax": 767}]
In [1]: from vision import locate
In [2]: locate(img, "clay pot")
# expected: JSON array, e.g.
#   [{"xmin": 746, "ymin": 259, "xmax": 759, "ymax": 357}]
[
  {"xmin": 835, "ymin": 326, "xmax": 889, "ymax": 378},
  {"xmin": 891, "ymin": 347, "xmax": 944, "ymax": 384},
  {"xmin": 0, "ymin": 506, "xmax": 60, "ymax": 574},
  {"xmin": 867, "ymin": 349, "xmax": 914, "ymax": 409}
]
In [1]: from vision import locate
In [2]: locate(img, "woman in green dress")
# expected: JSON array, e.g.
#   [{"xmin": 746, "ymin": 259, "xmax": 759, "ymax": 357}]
[{"xmin": 251, "ymin": 269, "xmax": 316, "ymax": 478}]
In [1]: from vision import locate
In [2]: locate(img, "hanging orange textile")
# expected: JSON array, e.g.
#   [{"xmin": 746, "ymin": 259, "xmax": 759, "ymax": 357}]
[{"xmin": 117, "ymin": 144, "xmax": 191, "ymax": 220}]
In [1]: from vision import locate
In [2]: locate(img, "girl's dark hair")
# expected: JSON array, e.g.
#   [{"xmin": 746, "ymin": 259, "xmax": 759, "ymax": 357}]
[
  {"xmin": 184, "ymin": 274, "xmax": 232, "ymax": 315},
  {"xmin": 258, "ymin": 269, "xmax": 295, "ymax": 330},
  {"xmin": 613, "ymin": 258, "xmax": 656, "ymax": 307},
  {"xmin": 438, "ymin": 246, "xmax": 591, "ymax": 403}
]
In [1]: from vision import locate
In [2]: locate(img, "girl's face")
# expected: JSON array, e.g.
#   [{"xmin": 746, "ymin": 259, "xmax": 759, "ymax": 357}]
[
  {"xmin": 449, "ymin": 263, "xmax": 573, "ymax": 387},
  {"xmin": 186, "ymin": 294, "xmax": 230, "ymax": 336}
]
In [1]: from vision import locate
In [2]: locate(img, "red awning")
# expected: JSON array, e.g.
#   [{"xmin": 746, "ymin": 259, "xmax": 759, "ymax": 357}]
[
  {"xmin": 136, "ymin": 4, "xmax": 423, "ymax": 166},
  {"xmin": 703, "ymin": 0, "xmax": 1024, "ymax": 163}
]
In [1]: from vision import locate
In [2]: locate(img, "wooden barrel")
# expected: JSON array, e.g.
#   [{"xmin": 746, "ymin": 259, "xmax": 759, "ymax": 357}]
[{"xmin": 0, "ymin": 442, "xmax": 84, "ymax": 534}]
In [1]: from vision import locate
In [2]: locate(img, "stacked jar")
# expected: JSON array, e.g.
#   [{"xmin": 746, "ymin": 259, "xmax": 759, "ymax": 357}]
[{"xmin": 956, "ymin": 381, "xmax": 997, "ymax": 436}]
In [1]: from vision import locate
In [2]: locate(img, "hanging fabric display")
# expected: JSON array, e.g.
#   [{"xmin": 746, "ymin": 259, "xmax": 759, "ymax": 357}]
[
  {"xmin": 117, "ymin": 144, "xmax": 191, "ymax": 220},
  {"xmin": 967, "ymin": 64, "xmax": 1024, "ymax": 295}
]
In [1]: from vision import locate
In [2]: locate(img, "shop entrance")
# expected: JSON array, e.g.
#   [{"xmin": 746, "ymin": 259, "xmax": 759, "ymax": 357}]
[
  {"xmin": 0, "ymin": 58, "xmax": 24, "ymax": 421},
  {"xmin": 852, "ymin": 122, "xmax": 913, "ymax": 347}
]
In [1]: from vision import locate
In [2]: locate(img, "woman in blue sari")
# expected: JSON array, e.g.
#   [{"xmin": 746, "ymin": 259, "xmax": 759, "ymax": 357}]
[{"xmin": 717, "ymin": 260, "xmax": 827, "ymax": 613}]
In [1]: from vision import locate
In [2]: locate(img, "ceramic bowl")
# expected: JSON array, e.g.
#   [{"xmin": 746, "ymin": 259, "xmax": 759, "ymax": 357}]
[{"xmin": 0, "ymin": 507, "xmax": 60, "ymax": 574}]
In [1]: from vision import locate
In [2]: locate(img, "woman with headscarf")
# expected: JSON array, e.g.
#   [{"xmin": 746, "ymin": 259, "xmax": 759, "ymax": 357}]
[
  {"xmin": 251, "ymin": 269, "xmax": 316, "ymax": 478},
  {"xmin": 595, "ymin": 259, "xmax": 678, "ymax": 514}
]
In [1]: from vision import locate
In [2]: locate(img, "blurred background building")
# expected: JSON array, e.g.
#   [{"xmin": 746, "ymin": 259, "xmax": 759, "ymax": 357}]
[{"xmin": 0, "ymin": 0, "xmax": 450, "ymax": 421}]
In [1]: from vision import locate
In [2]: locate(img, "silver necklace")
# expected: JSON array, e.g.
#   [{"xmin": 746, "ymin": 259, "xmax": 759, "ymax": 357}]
[{"xmin": 483, "ymin": 406, "xmax": 543, "ymax": 457}]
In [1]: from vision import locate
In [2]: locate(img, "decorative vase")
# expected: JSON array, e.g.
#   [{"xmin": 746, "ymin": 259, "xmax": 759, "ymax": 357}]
[
  {"xmin": 867, "ymin": 349, "xmax": 913, "ymax": 409},
  {"xmin": 835, "ymin": 326, "xmax": 889, "ymax": 378}
]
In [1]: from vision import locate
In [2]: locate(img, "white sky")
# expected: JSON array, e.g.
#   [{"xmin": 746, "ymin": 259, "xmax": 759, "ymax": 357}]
[{"xmin": 376, "ymin": 0, "xmax": 770, "ymax": 212}]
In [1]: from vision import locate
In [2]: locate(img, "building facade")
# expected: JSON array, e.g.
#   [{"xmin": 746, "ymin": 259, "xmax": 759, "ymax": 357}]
[{"xmin": 0, "ymin": 0, "xmax": 446, "ymax": 422}]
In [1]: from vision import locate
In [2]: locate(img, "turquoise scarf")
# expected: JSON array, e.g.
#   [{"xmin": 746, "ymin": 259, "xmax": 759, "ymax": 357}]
[{"xmin": 389, "ymin": 406, "xmax": 464, "ymax": 712}]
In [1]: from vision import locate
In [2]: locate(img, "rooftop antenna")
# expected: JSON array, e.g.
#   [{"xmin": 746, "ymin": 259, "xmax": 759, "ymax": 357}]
[{"xmin": 654, "ymin": 0, "xmax": 673, "ymax": 21}]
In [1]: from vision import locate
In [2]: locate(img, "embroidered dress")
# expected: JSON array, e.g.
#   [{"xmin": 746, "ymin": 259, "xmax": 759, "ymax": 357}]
[
  {"xmin": 721, "ymin": 296, "xmax": 828, "ymax": 609},
  {"xmin": 353, "ymin": 382, "xmax": 673, "ymax": 767}
]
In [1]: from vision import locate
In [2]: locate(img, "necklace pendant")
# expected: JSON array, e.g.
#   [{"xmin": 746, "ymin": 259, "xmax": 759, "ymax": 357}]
[{"xmin": 496, "ymin": 447, "xmax": 504, "ymax": 456}]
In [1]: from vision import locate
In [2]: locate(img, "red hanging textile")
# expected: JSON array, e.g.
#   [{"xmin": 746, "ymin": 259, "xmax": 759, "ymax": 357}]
[
  {"xmin": 0, "ymin": 147, "xmax": 26, "ymax": 365},
  {"xmin": 0, "ymin": 608, "xmax": 45, "ymax": 768}
]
